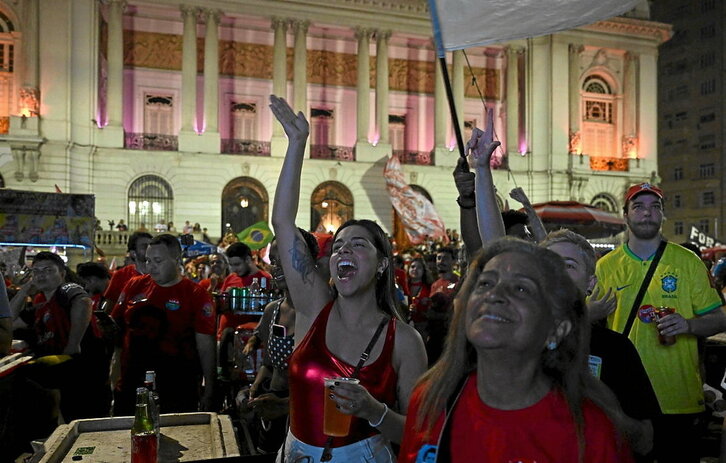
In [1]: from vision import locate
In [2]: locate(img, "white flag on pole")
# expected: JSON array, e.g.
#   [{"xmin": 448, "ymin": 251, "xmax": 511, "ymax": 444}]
[{"xmin": 429, "ymin": 0, "xmax": 641, "ymax": 53}]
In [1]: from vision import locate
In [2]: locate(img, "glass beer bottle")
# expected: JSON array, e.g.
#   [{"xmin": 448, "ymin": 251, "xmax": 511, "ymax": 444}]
[{"xmin": 131, "ymin": 387, "xmax": 158, "ymax": 463}]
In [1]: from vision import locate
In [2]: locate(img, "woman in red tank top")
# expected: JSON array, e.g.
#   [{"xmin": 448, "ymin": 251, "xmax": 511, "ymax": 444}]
[{"xmin": 270, "ymin": 95, "xmax": 428, "ymax": 462}]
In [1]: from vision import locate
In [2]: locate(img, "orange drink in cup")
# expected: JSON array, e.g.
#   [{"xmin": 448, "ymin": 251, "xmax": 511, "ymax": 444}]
[{"xmin": 323, "ymin": 377, "xmax": 359, "ymax": 436}]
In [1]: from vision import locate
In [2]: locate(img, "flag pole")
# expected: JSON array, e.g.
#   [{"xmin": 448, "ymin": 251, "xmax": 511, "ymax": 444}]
[
  {"xmin": 439, "ymin": 57, "xmax": 466, "ymax": 160},
  {"xmin": 428, "ymin": 0, "xmax": 466, "ymax": 161}
]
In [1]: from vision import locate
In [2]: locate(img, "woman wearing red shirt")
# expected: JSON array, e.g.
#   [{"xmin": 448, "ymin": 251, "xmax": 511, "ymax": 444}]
[{"xmin": 405, "ymin": 257, "xmax": 433, "ymax": 340}]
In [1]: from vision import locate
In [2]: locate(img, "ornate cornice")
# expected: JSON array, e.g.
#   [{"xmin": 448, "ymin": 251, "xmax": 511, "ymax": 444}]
[
  {"xmin": 315, "ymin": 0, "xmax": 428, "ymax": 14},
  {"xmin": 580, "ymin": 17, "xmax": 672, "ymax": 44}
]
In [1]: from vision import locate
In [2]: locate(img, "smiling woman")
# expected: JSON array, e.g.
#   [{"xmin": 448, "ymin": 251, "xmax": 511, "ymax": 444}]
[
  {"xmin": 270, "ymin": 94, "xmax": 427, "ymax": 462},
  {"xmin": 398, "ymin": 237, "xmax": 635, "ymax": 463}
]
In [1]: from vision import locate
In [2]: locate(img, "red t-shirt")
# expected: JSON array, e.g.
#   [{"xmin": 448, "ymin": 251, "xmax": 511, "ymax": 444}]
[
  {"xmin": 111, "ymin": 275, "xmax": 215, "ymax": 387},
  {"xmin": 429, "ymin": 276, "xmax": 458, "ymax": 297},
  {"xmin": 217, "ymin": 270, "xmax": 272, "ymax": 339},
  {"xmin": 399, "ymin": 373, "xmax": 634, "ymax": 463},
  {"xmin": 406, "ymin": 282, "xmax": 432, "ymax": 323},
  {"xmin": 103, "ymin": 264, "xmax": 141, "ymax": 306},
  {"xmin": 30, "ymin": 283, "xmax": 95, "ymax": 355}
]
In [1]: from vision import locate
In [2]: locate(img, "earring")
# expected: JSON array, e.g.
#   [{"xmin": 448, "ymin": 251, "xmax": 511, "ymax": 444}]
[
  {"xmin": 546, "ymin": 340, "xmax": 557, "ymax": 351},
  {"xmin": 376, "ymin": 269, "xmax": 383, "ymax": 279}
]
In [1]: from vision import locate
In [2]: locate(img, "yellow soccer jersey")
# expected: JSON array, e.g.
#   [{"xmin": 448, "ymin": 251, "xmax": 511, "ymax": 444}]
[{"xmin": 595, "ymin": 242, "xmax": 722, "ymax": 414}]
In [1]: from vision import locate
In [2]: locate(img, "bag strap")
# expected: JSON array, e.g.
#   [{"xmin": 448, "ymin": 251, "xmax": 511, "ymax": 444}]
[
  {"xmin": 352, "ymin": 316, "xmax": 389, "ymax": 378},
  {"xmin": 320, "ymin": 316, "xmax": 390, "ymax": 462},
  {"xmin": 622, "ymin": 240, "xmax": 667, "ymax": 337}
]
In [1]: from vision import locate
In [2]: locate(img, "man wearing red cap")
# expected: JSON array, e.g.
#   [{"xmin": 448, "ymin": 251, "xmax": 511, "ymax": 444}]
[{"xmin": 595, "ymin": 182, "xmax": 726, "ymax": 463}]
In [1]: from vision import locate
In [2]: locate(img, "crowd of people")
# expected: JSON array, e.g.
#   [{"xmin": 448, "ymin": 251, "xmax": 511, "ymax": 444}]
[{"xmin": 1, "ymin": 94, "xmax": 726, "ymax": 462}]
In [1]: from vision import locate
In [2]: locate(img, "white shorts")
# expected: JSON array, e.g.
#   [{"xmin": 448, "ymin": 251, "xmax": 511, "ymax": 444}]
[{"xmin": 277, "ymin": 430, "xmax": 396, "ymax": 463}]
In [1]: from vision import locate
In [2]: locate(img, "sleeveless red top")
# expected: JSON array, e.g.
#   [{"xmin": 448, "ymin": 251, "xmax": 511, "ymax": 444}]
[{"xmin": 288, "ymin": 300, "xmax": 398, "ymax": 447}]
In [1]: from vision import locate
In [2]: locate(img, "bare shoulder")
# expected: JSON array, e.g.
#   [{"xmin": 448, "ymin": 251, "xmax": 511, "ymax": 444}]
[{"xmin": 393, "ymin": 320, "xmax": 427, "ymax": 366}]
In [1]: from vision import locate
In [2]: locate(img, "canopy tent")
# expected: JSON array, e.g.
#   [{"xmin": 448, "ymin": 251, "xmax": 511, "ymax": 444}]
[{"xmin": 527, "ymin": 201, "xmax": 626, "ymax": 239}]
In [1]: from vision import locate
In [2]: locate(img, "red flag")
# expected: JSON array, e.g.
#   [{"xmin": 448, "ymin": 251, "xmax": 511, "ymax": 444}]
[{"xmin": 384, "ymin": 156, "xmax": 449, "ymax": 245}]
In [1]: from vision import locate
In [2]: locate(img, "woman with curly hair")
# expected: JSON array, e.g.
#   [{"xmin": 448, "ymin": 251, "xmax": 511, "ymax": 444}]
[{"xmin": 398, "ymin": 238, "xmax": 634, "ymax": 462}]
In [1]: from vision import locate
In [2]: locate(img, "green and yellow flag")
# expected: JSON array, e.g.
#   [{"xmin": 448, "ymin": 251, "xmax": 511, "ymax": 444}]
[{"xmin": 237, "ymin": 221, "xmax": 274, "ymax": 250}]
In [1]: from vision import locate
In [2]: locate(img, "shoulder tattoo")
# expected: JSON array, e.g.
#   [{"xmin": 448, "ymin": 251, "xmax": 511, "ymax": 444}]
[{"xmin": 290, "ymin": 234, "xmax": 316, "ymax": 284}]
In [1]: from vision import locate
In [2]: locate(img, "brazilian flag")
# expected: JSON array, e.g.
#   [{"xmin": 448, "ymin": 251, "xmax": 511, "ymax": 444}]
[{"xmin": 237, "ymin": 221, "xmax": 274, "ymax": 250}]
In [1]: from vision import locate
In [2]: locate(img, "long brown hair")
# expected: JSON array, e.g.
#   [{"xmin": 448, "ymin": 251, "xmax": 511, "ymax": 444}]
[
  {"xmin": 414, "ymin": 238, "xmax": 625, "ymax": 460},
  {"xmin": 332, "ymin": 219, "xmax": 402, "ymax": 320}
]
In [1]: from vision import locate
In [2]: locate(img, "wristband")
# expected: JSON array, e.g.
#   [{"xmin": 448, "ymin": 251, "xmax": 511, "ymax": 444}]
[
  {"xmin": 368, "ymin": 403, "xmax": 388, "ymax": 427},
  {"xmin": 456, "ymin": 196, "xmax": 476, "ymax": 209}
]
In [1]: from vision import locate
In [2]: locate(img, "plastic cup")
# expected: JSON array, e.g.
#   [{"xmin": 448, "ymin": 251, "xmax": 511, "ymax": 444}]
[
  {"xmin": 655, "ymin": 307, "xmax": 677, "ymax": 346},
  {"xmin": 323, "ymin": 377, "xmax": 359, "ymax": 437}
]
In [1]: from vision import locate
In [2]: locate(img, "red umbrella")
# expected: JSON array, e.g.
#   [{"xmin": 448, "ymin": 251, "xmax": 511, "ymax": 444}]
[{"xmin": 527, "ymin": 201, "xmax": 626, "ymax": 239}]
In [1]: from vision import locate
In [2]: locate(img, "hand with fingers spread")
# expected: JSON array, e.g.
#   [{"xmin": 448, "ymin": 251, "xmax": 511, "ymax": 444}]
[
  {"xmin": 466, "ymin": 127, "xmax": 501, "ymax": 171},
  {"xmin": 269, "ymin": 95, "xmax": 309, "ymax": 142},
  {"xmin": 587, "ymin": 286, "xmax": 617, "ymax": 322}
]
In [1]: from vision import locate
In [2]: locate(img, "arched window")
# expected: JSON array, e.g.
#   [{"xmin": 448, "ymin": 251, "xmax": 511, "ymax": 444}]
[
  {"xmin": 127, "ymin": 175, "xmax": 174, "ymax": 230},
  {"xmin": 581, "ymin": 74, "xmax": 617, "ymax": 158},
  {"xmin": 221, "ymin": 177, "xmax": 268, "ymax": 236},
  {"xmin": 0, "ymin": 9, "xmax": 17, "ymax": 134},
  {"xmin": 590, "ymin": 193, "xmax": 618, "ymax": 212},
  {"xmin": 311, "ymin": 182, "xmax": 354, "ymax": 234}
]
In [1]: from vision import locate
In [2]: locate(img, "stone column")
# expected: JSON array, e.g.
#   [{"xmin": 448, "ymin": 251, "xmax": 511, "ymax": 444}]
[
  {"xmin": 622, "ymin": 52, "xmax": 638, "ymax": 158},
  {"xmin": 568, "ymin": 44, "xmax": 583, "ymax": 154},
  {"xmin": 20, "ymin": 0, "xmax": 39, "ymax": 110},
  {"xmin": 180, "ymin": 6, "xmax": 198, "ymax": 133},
  {"xmin": 203, "ymin": 9, "xmax": 221, "ymax": 134},
  {"xmin": 106, "ymin": 0, "xmax": 125, "ymax": 129},
  {"xmin": 434, "ymin": 57, "xmax": 446, "ymax": 148},
  {"xmin": 292, "ymin": 20, "xmax": 309, "ymax": 114},
  {"xmin": 452, "ymin": 50, "xmax": 465, "ymax": 138},
  {"xmin": 355, "ymin": 27, "xmax": 371, "ymax": 143},
  {"xmin": 271, "ymin": 18, "xmax": 288, "ymax": 138},
  {"xmin": 506, "ymin": 46, "xmax": 521, "ymax": 156},
  {"xmin": 375, "ymin": 30, "xmax": 391, "ymax": 145}
]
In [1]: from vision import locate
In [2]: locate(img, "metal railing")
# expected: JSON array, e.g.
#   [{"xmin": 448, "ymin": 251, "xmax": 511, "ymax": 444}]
[
  {"xmin": 589, "ymin": 156, "xmax": 629, "ymax": 172},
  {"xmin": 310, "ymin": 144, "xmax": 356, "ymax": 161},
  {"xmin": 221, "ymin": 139, "xmax": 271, "ymax": 156},
  {"xmin": 393, "ymin": 150, "xmax": 435, "ymax": 166},
  {"xmin": 124, "ymin": 132, "xmax": 179, "ymax": 151}
]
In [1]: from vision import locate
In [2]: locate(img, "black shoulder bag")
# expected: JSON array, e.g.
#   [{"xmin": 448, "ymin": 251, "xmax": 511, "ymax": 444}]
[{"xmin": 622, "ymin": 240, "xmax": 667, "ymax": 337}]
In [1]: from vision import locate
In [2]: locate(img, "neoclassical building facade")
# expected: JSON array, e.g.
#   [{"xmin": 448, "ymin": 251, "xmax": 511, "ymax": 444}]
[{"xmin": 0, "ymin": 0, "xmax": 670, "ymax": 240}]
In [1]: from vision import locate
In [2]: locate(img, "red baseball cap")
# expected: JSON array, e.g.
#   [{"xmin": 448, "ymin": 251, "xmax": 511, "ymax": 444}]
[{"xmin": 624, "ymin": 183, "xmax": 663, "ymax": 203}]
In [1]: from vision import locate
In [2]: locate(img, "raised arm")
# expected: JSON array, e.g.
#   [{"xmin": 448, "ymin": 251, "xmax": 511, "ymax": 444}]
[
  {"xmin": 509, "ymin": 187, "xmax": 547, "ymax": 243},
  {"xmin": 269, "ymin": 95, "xmax": 330, "ymax": 331},
  {"xmin": 453, "ymin": 156, "xmax": 482, "ymax": 255},
  {"xmin": 468, "ymin": 127, "xmax": 504, "ymax": 245}
]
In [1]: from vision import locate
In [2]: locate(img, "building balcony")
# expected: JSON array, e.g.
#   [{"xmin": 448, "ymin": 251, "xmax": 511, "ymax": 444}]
[
  {"xmin": 589, "ymin": 156, "xmax": 629, "ymax": 172},
  {"xmin": 124, "ymin": 132, "xmax": 179, "ymax": 151},
  {"xmin": 394, "ymin": 150, "xmax": 435, "ymax": 166},
  {"xmin": 221, "ymin": 138, "xmax": 271, "ymax": 156},
  {"xmin": 310, "ymin": 144, "xmax": 356, "ymax": 161}
]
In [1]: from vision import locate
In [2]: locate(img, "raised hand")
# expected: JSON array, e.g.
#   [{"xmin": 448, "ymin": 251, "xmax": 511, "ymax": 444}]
[
  {"xmin": 509, "ymin": 187, "xmax": 531, "ymax": 207},
  {"xmin": 466, "ymin": 127, "xmax": 500, "ymax": 170},
  {"xmin": 269, "ymin": 95, "xmax": 309, "ymax": 142}
]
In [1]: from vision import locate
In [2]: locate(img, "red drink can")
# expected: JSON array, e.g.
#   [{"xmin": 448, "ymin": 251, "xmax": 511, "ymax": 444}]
[
  {"xmin": 131, "ymin": 433, "xmax": 158, "ymax": 463},
  {"xmin": 655, "ymin": 307, "xmax": 677, "ymax": 346}
]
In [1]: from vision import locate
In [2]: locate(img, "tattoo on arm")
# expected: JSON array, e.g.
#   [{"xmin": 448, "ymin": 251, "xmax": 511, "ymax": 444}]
[{"xmin": 290, "ymin": 235, "xmax": 316, "ymax": 284}]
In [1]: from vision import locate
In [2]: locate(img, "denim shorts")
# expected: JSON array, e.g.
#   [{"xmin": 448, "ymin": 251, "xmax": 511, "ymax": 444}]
[{"xmin": 277, "ymin": 431, "xmax": 396, "ymax": 463}]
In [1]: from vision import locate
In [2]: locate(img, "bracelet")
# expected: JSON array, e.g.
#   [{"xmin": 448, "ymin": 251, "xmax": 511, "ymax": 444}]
[
  {"xmin": 368, "ymin": 403, "xmax": 388, "ymax": 427},
  {"xmin": 456, "ymin": 196, "xmax": 476, "ymax": 209}
]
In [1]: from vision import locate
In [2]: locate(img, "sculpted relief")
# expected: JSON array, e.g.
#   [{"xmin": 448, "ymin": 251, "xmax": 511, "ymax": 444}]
[{"xmin": 123, "ymin": 31, "xmax": 501, "ymax": 99}]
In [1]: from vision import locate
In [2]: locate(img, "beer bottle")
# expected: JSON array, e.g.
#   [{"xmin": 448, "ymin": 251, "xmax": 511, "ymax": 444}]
[
  {"xmin": 144, "ymin": 371, "xmax": 160, "ymax": 436},
  {"xmin": 131, "ymin": 387, "xmax": 158, "ymax": 463}
]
